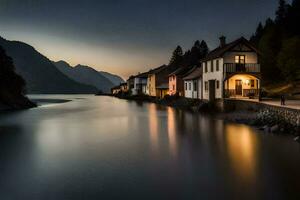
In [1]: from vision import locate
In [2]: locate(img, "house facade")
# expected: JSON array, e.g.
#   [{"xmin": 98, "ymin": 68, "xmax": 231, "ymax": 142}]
[
  {"xmin": 132, "ymin": 72, "xmax": 148, "ymax": 95},
  {"xmin": 147, "ymin": 64, "xmax": 179, "ymax": 98},
  {"xmin": 201, "ymin": 36, "xmax": 261, "ymax": 101},
  {"xmin": 183, "ymin": 67, "xmax": 202, "ymax": 99},
  {"xmin": 120, "ymin": 83, "xmax": 128, "ymax": 93},
  {"xmin": 111, "ymin": 85, "xmax": 121, "ymax": 94},
  {"xmin": 168, "ymin": 66, "xmax": 194, "ymax": 96}
]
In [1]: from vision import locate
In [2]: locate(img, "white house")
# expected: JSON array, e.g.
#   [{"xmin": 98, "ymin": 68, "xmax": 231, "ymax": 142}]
[
  {"xmin": 183, "ymin": 67, "xmax": 202, "ymax": 99},
  {"xmin": 131, "ymin": 72, "xmax": 148, "ymax": 95},
  {"xmin": 201, "ymin": 36, "xmax": 261, "ymax": 101}
]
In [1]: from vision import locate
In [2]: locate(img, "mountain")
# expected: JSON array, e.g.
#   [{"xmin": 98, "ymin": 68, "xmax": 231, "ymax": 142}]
[
  {"xmin": 53, "ymin": 61, "xmax": 124, "ymax": 93},
  {"xmin": 0, "ymin": 36, "xmax": 97, "ymax": 94},
  {"xmin": 99, "ymin": 71, "xmax": 124, "ymax": 86},
  {"xmin": 0, "ymin": 45, "xmax": 36, "ymax": 110}
]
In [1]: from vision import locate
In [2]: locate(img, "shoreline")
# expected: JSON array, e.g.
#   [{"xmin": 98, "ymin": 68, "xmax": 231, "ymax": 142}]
[{"xmin": 108, "ymin": 94, "xmax": 300, "ymax": 142}]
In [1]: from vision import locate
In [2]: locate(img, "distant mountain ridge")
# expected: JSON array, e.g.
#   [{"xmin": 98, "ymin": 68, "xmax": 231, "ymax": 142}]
[
  {"xmin": 0, "ymin": 36, "xmax": 98, "ymax": 94},
  {"xmin": 53, "ymin": 61, "xmax": 124, "ymax": 93}
]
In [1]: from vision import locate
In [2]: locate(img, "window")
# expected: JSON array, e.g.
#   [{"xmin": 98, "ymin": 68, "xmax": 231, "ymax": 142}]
[
  {"xmin": 205, "ymin": 82, "xmax": 208, "ymax": 91},
  {"xmin": 216, "ymin": 60, "xmax": 219, "ymax": 71},
  {"xmin": 193, "ymin": 81, "xmax": 197, "ymax": 91},
  {"xmin": 185, "ymin": 83, "xmax": 187, "ymax": 90},
  {"xmin": 189, "ymin": 83, "xmax": 191, "ymax": 90},
  {"xmin": 235, "ymin": 55, "xmax": 246, "ymax": 64},
  {"xmin": 216, "ymin": 80, "xmax": 220, "ymax": 89},
  {"xmin": 251, "ymin": 80, "xmax": 255, "ymax": 87},
  {"xmin": 211, "ymin": 60, "xmax": 214, "ymax": 72},
  {"xmin": 204, "ymin": 62, "xmax": 207, "ymax": 73}
]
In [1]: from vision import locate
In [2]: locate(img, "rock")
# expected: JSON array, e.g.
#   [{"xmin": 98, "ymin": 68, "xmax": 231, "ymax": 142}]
[
  {"xmin": 294, "ymin": 136, "xmax": 300, "ymax": 143},
  {"xmin": 263, "ymin": 125, "xmax": 270, "ymax": 132},
  {"xmin": 270, "ymin": 125, "xmax": 279, "ymax": 133}
]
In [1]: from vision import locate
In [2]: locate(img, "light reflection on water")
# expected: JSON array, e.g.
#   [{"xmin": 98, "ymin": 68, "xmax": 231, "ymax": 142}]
[{"xmin": 0, "ymin": 95, "xmax": 299, "ymax": 200}]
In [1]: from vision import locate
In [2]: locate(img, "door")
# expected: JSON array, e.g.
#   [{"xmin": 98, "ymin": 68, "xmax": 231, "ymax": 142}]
[
  {"xmin": 235, "ymin": 80, "xmax": 242, "ymax": 96},
  {"xmin": 209, "ymin": 80, "xmax": 216, "ymax": 101}
]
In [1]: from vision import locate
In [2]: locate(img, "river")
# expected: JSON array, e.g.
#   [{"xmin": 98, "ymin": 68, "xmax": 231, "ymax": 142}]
[{"xmin": 0, "ymin": 95, "xmax": 299, "ymax": 199}]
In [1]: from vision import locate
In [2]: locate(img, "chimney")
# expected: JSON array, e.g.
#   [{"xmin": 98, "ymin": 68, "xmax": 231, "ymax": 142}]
[{"xmin": 219, "ymin": 36, "xmax": 226, "ymax": 47}]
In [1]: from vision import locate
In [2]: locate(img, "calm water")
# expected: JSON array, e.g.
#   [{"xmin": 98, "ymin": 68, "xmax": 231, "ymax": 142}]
[{"xmin": 0, "ymin": 95, "xmax": 300, "ymax": 200}]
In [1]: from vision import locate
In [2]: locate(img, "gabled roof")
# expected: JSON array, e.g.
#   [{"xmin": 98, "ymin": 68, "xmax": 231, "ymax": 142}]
[
  {"xmin": 183, "ymin": 67, "xmax": 202, "ymax": 80},
  {"xmin": 148, "ymin": 65, "xmax": 167, "ymax": 75},
  {"xmin": 168, "ymin": 65, "xmax": 194, "ymax": 77},
  {"xmin": 135, "ymin": 71, "xmax": 150, "ymax": 78},
  {"xmin": 200, "ymin": 37, "xmax": 260, "ymax": 62}
]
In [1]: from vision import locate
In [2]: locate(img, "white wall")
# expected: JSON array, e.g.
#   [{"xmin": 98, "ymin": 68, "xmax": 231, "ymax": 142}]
[
  {"xmin": 184, "ymin": 80, "xmax": 193, "ymax": 98},
  {"xmin": 184, "ymin": 78, "xmax": 202, "ymax": 99},
  {"xmin": 202, "ymin": 58, "xmax": 224, "ymax": 100}
]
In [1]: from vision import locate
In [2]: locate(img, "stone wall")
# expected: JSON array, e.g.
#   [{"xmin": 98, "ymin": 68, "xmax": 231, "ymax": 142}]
[{"xmin": 219, "ymin": 99, "xmax": 300, "ymax": 126}]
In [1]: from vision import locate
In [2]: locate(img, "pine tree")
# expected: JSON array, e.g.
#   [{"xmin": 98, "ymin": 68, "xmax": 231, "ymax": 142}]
[
  {"xmin": 275, "ymin": 0, "xmax": 289, "ymax": 24},
  {"xmin": 169, "ymin": 45, "xmax": 183, "ymax": 65},
  {"xmin": 250, "ymin": 22, "xmax": 264, "ymax": 46},
  {"xmin": 199, "ymin": 40, "xmax": 209, "ymax": 58}
]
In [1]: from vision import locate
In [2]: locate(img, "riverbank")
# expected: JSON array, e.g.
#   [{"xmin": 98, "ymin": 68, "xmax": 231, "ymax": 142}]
[
  {"xmin": 112, "ymin": 94, "xmax": 300, "ymax": 141},
  {"xmin": 0, "ymin": 95, "xmax": 36, "ymax": 111}
]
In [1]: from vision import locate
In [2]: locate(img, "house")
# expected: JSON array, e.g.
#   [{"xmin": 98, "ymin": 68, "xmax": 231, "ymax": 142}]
[
  {"xmin": 133, "ymin": 72, "xmax": 149, "ymax": 95},
  {"xmin": 183, "ymin": 66, "xmax": 202, "ymax": 99},
  {"xmin": 168, "ymin": 66, "xmax": 194, "ymax": 96},
  {"xmin": 111, "ymin": 85, "xmax": 121, "ymax": 94},
  {"xmin": 201, "ymin": 36, "xmax": 261, "ymax": 101},
  {"xmin": 120, "ymin": 83, "xmax": 128, "ymax": 93},
  {"xmin": 147, "ymin": 64, "xmax": 178, "ymax": 98},
  {"xmin": 126, "ymin": 76, "xmax": 135, "ymax": 94}
]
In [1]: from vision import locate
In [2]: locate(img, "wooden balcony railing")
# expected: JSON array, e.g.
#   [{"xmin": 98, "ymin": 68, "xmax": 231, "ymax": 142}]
[
  {"xmin": 225, "ymin": 89, "xmax": 259, "ymax": 98},
  {"xmin": 224, "ymin": 63, "xmax": 260, "ymax": 73}
]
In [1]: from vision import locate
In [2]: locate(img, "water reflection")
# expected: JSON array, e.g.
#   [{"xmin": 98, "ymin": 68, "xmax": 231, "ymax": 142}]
[
  {"xmin": 148, "ymin": 104, "xmax": 159, "ymax": 152},
  {"xmin": 0, "ymin": 96, "xmax": 299, "ymax": 199},
  {"xmin": 167, "ymin": 107, "xmax": 177, "ymax": 157},
  {"xmin": 225, "ymin": 125, "xmax": 258, "ymax": 183}
]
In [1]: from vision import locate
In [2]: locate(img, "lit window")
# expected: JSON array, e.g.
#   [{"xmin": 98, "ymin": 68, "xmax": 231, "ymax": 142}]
[
  {"xmin": 235, "ymin": 56, "xmax": 240, "ymax": 63},
  {"xmin": 235, "ymin": 55, "xmax": 245, "ymax": 64}
]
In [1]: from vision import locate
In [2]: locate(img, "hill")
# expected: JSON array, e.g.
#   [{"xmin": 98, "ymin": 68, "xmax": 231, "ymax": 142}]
[
  {"xmin": 53, "ymin": 61, "xmax": 123, "ymax": 93},
  {"xmin": 0, "ymin": 36, "xmax": 97, "ymax": 94}
]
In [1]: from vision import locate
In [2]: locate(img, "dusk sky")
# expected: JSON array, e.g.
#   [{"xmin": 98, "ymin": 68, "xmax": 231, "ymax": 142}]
[{"xmin": 0, "ymin": 0, "xmax": 283, "ymax": 78}]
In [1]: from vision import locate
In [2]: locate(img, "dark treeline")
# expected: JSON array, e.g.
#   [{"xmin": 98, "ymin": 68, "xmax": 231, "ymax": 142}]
[
  {"xmin": 250, "ymin": 0, "xmax": 300, "ymax": 85},
  {"xmin": 169, "ymin": 40, "xmax": 209, "ymax": 68},
  {"xmin": 0, "ymin": 45, "xmax": 35, "ymax": 109}
]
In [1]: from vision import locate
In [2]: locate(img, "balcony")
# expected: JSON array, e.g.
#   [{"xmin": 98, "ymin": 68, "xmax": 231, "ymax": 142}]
[{"xmin": 224, "ymin": 63, "xmax": 260, "ymax": 73}]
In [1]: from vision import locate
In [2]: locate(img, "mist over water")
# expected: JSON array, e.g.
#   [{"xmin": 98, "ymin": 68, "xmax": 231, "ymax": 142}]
[{"xmin": 0, "ymin": 95, "xmax": 299, "ymax": 199}]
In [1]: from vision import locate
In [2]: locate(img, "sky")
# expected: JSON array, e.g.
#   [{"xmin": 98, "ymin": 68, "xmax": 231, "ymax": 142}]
[{"xmin": 0, "ymin": 0, "xmax": 283, "ymax": 79}]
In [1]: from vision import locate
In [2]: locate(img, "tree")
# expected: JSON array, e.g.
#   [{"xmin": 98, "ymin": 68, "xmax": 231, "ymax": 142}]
[
  {"xmin": 250, "ymin": 22, "xmax": 264, "ymax": 46},
  {"xmin": 277, "ymin": 37, "xmax": 300, "ymax": 82},
  {"xmin": 0, "ymin": 45, "xmax": 26, "ymax": 98},
  {"xmin": 199, "ymin": 40, "xmax": 209, "ymax": 58},
  {"xmin": 275, "ymin": 0, "xmax": 289, "ymax": 24},
  {"xmin": 258, "ymin": 20, "xmax": 283, "ymax": 84},
  {"xmin": 169, "ymin": 45, "xmax": 183, "ymax": 65}
]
